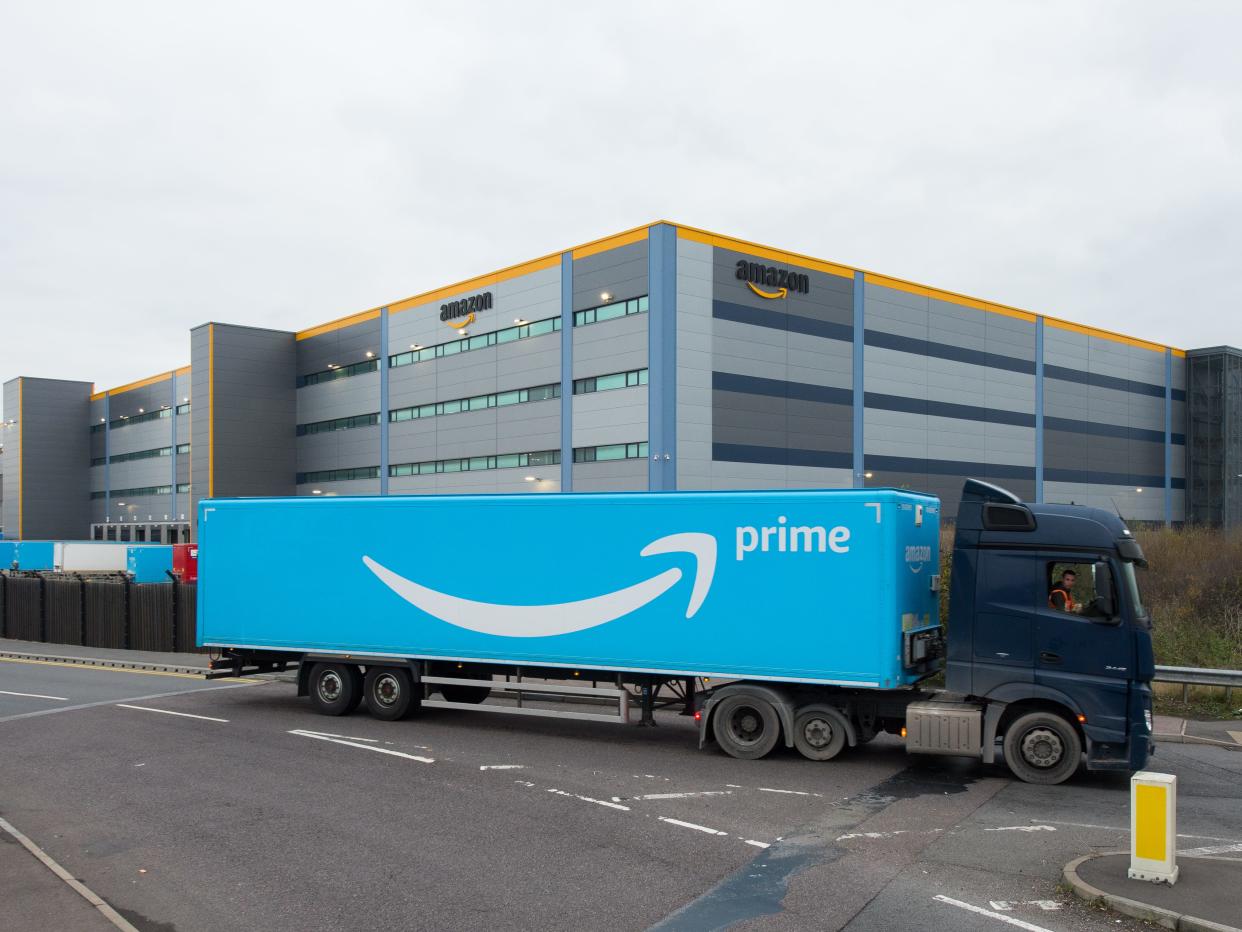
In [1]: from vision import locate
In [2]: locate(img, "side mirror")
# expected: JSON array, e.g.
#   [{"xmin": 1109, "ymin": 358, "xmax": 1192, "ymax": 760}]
[{"xmin": 1093, "ymin": 561, "xmax": 1117, "ymax": 619}]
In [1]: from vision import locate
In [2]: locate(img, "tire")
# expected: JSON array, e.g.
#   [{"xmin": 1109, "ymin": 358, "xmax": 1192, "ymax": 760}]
[
  {"xmin": 308, "ymin": 662, "xmax": 362, "ymax": 716},
  {"xmin": 434, "ymin": 663, "xmax": 491, "ymax": 704},
  {"xmin": 364, "ymin": 666, "xmax": 416, "ymax": 721},
  {"xmin": 711, "ymin": 693, "xmax": 781, "ymax": 760},
  {"xmin": 792, "ymin": 706, "xmax": 848, "ymax": 761},
  {"xmin": 1002, "ymin": 711, "xmax": 1082, "ymax": 785}
]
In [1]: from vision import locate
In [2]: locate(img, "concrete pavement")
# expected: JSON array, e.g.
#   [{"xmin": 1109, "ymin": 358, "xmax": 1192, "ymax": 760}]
[{"xmin": 1068, "ymin": 853, "xmax": 1242, "ymax": 930}]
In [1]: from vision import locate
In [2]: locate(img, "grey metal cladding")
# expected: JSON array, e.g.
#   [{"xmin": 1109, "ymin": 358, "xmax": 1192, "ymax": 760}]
[
  {"xmin": 573, "ymin": 313, "xmax": 648, "ymax": 379},
  {"xmin": 107, "ymin": 417, "xmax": 172, "ymax": 458},
  {"xmin": 9, "ymin": 378, "xmax": 93, "ymax": 539},
  {"xmin": 297, "ymin": 425, "xmax": 380, "ymax": 473},
  {"xmin": 572, "ymin": 387, "xmax": 648, "ymax": 449},
  {"xmin": 572, "ymin": 241, "xmax": 649, "ymax": 311},
  {"xmin": 297, "ymin": 318, "xmax": 381, "ymax": 376},
  {"xmin": 203, "ymin": 324, "xmax": 297, "ymax": 501},
  {"xmin": 573, "ymin": 459, "xmax": 647, "ymax": 492},
  {"xmin": 497, "ymin": 399, "xmax": 560, "ymax": 450},
  {"xmin": 496, "ymin": 332, "xmax": 560, "ymax": 385},
  {"xmin": 298, "ymin": 371, "xmax": 379, "ymax": 424}
]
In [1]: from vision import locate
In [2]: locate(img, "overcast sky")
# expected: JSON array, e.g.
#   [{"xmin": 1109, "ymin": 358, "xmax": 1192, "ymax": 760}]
[{"xmin": 2, "ymin": 1, "xmax": 1240, "ymax": 414}]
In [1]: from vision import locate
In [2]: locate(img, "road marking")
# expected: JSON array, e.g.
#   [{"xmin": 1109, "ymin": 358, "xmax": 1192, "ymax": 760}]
[
  {"xmin": 0, "ymin": 656, "xmax": 210, "ymax": 680},
  {"xmin": 289, "ymin": 729, "xmax": 435, "ymax": 763},
  {"xmin": 1039, "ymin": 819, "xmax": 1242, "ymax": 843},
  {"xmin": 659, "ymin": 817, "xmax": 728, "ymax": 836},
  {"xmin": 635, "ymin": 791, "xmax": 732, "ymax": 801},
  {"xmin": 990, "ymin": 901, "xmax": 1061, "ymax": 912},
  {"xmin": 116, "ymin": 704, "xmax": 229, "ymax": 723},
  {"xmin": 758, "ymin": 787, "xmax": 820, "ymax": 797},
  {"xmin": 546, "ymin": 788, "xmax": 630, "ymax": 811},
  {"xmin": 933, "ymin": 895, "xmax": 1056, "ymax": 932},
  {"xmin": 0, "ymin": 681, "xmax": 263, "ymax": 724},
  {"xmin": 0, "ymin": 689, "xmax": 69, "ymax": 701},
  {"xmin": 837, "ymin": 830, "xmax": 909, "ymax": 841},
  {"xmin": 1180, "ymin": 842, "xmax": 1242, "ymax": 856},
  {"xmin": 296, "ymin": 730, "xmax": 379, "ymax": 742},
  {"xmin": 0, "ymin": 815, "xmax": 141, "ymax": 932},
  {"xmin": 744, "ymin": 840, "xmax": 771, "ymax": 849},
  {"xmin": 985, "ymin": 825, "xmax": 1055, "ymax": 833},
  {"xmin": 1228, "ymin": 730, "xmax": 1242, "ymax": 745},
  {"xmin": 480, "ymin": 764, "xmax": 525, "ymax": 770}
]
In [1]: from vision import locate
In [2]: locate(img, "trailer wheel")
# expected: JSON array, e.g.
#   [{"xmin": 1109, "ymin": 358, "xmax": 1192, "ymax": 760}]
[
  {"xmin": 712, "ymin": 694, "xmax": 781, "ymax": 760},
  {"xmin": 792, "ymin": 707, "xmax": 848, "ymax": 761},
  {"xmin": 364, "ymin": 667, "xmax": 415, "ymax": 721},
  {"xmin": 308, "ymin": 663, "xmax": 362, "ymax": 716},
  {"xmin": 1002, "ymin": 711, "xmax": 1082, "ymax": 785}
]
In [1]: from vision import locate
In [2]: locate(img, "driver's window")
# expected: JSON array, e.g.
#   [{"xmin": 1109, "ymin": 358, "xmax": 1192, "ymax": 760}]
[{"xmin": 1046, "ymin": 562, "xmax": 1097, "ymax": 614}]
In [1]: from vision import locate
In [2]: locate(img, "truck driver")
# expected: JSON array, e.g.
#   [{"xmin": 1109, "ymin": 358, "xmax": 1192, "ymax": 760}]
[{"xmin": 1048, "ymin": 569, "xmax": 1079, "ymax": 613}]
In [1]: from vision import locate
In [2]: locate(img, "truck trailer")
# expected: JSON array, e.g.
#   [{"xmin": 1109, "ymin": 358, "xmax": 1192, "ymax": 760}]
[{"xmin": 201, "ymin": 479, "xmax": 1154, "ymax": 785}]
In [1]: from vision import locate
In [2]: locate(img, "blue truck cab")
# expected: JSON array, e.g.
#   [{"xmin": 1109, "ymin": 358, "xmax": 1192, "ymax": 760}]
[{"xmin": 200, "ymin": 479, "xmax": 1154, "ymax": 785}]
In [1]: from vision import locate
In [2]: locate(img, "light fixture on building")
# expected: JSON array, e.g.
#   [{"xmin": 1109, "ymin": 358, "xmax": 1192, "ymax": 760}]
[
  {"xmin": 410, "ymin": 343, "xmax": 421, "ymax": 350},
  {"xmin": 312, "ymin": 490, "xmax": 322, "ymax": 495},
  {"xmin": 328, "ymin": 363, "xmax": 338, "ymax": 369},
  {"xmin": 1135, "ymin": 487, "xmax": 1143, "ymax": 493},
  {"xmin": 182, "ymin": 397, "xmax": 188, "ymax": 403},
  {"xmin": 524, "ymin": 476, "xmax": 540, "ymax": 482},
  {"xmin": 365, "ymin": 351, "xmax": 375, "ymax": 358},
  {"xmin": 100, "ymin": 417, "xmax": 105, "ymax": 423},
  {"xmin": 138, "ymin": 408, "xmax": 144, "ymax": 413},
  {"xmin": 161, "ymin": 404, "xmax": 169, "ymax": 410},
  {"xmin": 514, "ymin": 318, "xmax": 527, "ymax": 325},
  {"xmin": 864, "ymin": 472, "xmax": 874, "ymax": 479},
  {"xmin": 117, "ymin": 502, "xmax": 125, "ymax": 506},
  {"xmin": 600, "ymin": 292, "xmax": 612, "ymax": 302}
]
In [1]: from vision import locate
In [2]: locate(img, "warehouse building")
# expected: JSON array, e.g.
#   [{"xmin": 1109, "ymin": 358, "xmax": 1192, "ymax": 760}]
[{"xmin": 3, "ymin": 221, "xmax": 1239, "ymax": 541}]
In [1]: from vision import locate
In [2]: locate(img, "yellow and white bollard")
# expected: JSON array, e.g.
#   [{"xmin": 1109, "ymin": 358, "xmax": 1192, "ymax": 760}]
[{"xmin": 1129, "ymin": 771, "xmax": 1178, "ymax": 884}]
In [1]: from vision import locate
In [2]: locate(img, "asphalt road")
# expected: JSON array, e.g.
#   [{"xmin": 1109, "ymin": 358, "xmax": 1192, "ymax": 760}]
[{"xmin": 1, "ymin": 656, "xmax": 1240, "ymax": 932}]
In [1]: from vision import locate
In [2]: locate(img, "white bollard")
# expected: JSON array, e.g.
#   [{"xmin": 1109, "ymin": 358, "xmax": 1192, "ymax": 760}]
[{"xmin": 1129, "ymin": 771, "xmax": 1178, "ymax": 884}]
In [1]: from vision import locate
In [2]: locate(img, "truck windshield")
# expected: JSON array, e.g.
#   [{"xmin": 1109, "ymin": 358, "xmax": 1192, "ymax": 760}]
[{"xmin": 1120, "ymin": 561, "xmax": 1146, "ymax": 618}]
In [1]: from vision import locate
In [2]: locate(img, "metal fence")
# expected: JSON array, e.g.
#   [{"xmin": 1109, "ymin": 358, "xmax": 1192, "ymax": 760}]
[{"xmin": 1154, "ymin": 664, "xmax": 1242, "ymax": 702}]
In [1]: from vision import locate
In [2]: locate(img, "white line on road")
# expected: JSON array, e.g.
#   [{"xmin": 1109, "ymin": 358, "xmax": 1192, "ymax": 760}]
[
  {"xmin": 296, "ymin": 730, "xmax": 379, "ymax": 742},
  {"xmin": 116, "ymin": 704, "xmax": 229, "ymax": 723},
  {"xmin": 0, "ymin": 689, "xmax": 69, "ymax": 701},
  {"xmin": 837, "ymin": 830, "xmax": 910, "ymax": 841},
  {"xmin": 1180, "ymin": 842, "xmax": 1242, "ymax": 856},
  {"xmin": 289, "ymin": 729, "xmax": 434, "ymax": 763},
  {"xmin": 1039, "ymin": 819, "xmax": 1242, "ymax": 843},
  {"xmin": 0, "ymin": 815, "xmax": 140, "ymax": 932},
  {"xmin": 480, "ymin": 764, "xmax": 526, "ymax": 770},
  {"xmin": 659, "ymin": 817, "xmax": 728, "ymax": 836},
  {"xmin": 636, "ymin": 791, "xmax": 732, "ymax": 801},
  {"xmin": 984, "ymin": 825, "xmax": 1055, "ymax": 833},
  {"xmin": 546, "ymin": 788, "xmax": 630, "ymax": 811},
  {"xmin": 744, "ymin": 840, "xmax": 771, "ymax": 849},
  {"xmin": 0, "ymin": 681, "xmax": 262, "ymax": 724},
  {"xmin": 758, "ymin": 787, "xmax": 821, "ymax": 797},
  {"xmin": 933, "ymin": 895, "xmax": 1055, "ymax": 932}
]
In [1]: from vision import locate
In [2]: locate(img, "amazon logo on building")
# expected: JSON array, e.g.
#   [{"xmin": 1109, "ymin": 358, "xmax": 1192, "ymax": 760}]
[
  {"xmin": 440, "ymin": 291, "xmax": 493, "ymax": 329},
  {"xmin": 735, "ymin": 260, "xmax": 810, "ymax": 300}
]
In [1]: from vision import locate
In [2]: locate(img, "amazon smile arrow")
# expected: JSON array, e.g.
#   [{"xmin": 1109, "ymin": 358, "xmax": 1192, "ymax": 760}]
[{"xmin": 362, "ymin": 532, "xmax": 717, "ymax": 638}]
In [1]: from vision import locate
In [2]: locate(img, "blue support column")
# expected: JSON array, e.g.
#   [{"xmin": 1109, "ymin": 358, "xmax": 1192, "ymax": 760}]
[
  {"xmin": 379, "ymin": 307, "xmax": 390, "ymax": 496},
  {"xmin": 1035, "ymin": 316, "xmax": 1045, "ymax": 502},
  {"xmin": 852, "ymin": 271, "xmax": 865, "ymax": 487},
  {"xmin": 647, "ymin": 224, "xmax": 677, "ymax": 491},
  {"xmin": 560, "ymin": 253, "xmax": 573, "ymax": 491},
  {"xmin": 103, "ymin": 393, "xmax": 111, "ymax": 520},
  {"xmin": 170, "ymin": 373, "xmax": 177, "ymax": 520},
  {"xmin": 1164, "ymin": 347, "xmax": 1173, "ymax": 526}
]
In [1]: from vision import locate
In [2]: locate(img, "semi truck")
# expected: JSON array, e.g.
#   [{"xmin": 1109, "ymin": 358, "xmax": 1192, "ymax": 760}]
[{"xmin": 200, "ymin": 479, "xmax": 1154, "ymax": 785}]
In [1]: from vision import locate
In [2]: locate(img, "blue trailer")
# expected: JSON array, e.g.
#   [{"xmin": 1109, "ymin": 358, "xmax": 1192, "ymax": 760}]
[{"xmin": 200, "ymin": 480, "xmax": 1155, "ymax": 784}]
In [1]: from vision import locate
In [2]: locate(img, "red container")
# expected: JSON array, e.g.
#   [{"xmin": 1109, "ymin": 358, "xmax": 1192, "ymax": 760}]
[{"xmin": 172, "ymin": 542, "xmax": 199, "ymax": 583}]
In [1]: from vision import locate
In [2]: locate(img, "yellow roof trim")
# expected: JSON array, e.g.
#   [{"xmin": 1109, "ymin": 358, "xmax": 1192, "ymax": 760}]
[
  {"xmin": 863, "ymin": 271, "xmax": 1038, "ymax": 323},
  {"xmin": 90, "ymin": 367, "xmax": 189, "ymax": 401},
  {"xmin": 387, "ymin": 253, "xmax": 562, "ymax": 316},
  {"xmin": 571, "ymin": 224, "xmax": 651, "ymax": 260},
  {"xmin": 1043, "ymin": 317, "xmax": 1169, "ymax": 354},
  {"xmin": 677, "ymin": 225, "xmax": 854, "ymax": 279},
  {"xmin": 295, "ymin": 308, "xmax": 382, "ymax": 342},
  {"xmin": 1172, "ymin": 348, "xmax": 1186, "ymax": 358}
]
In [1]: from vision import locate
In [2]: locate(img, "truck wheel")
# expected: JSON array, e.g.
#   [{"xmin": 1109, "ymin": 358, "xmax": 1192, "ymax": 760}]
[
  {"xmin": 364, "ymin": 667, "xmax": 415, "ymax": 721},
  {"xmin": 308, "ymin": 662, "xmax": 362, "ymax": 716},
  {"xmin": 1002, "ymin": 711, "xmax": 1082, "ymax": 785},
  {"xmin": 712, "ymin": 694, "xmax": 780, "ymax": 760},
  {"xmin": 792, "ymin": 707, "xmax": 848, "ymax": 761}
]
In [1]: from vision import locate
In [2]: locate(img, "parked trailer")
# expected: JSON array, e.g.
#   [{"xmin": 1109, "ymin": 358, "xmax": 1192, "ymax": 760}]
[{"xmin": 201, "ymin": 480, "xmax": 1155, "ymax": 784}]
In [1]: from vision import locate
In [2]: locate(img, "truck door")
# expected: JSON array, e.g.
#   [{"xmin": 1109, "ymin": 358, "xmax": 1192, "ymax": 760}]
[
  {"xmin": 970, "ymin": 550, "xmax": 1039, "ymax": 694},
  {"xmin": 1034, "ymin": 557, "xmax": 1132, "ymax": 742}
]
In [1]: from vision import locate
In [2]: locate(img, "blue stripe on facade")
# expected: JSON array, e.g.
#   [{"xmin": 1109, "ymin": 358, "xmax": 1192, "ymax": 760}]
[
  {"xmin": 1045, "ymin": 363, "xmax": 1183, "ymax": 401},
  {"xmin": 713, "ymin": 443, "xmax": 852, "ymax": 471},
  {"xmin": 169, "ymin": 373, "xmax": 177, "ymax": 519},
  {"xmin": 657, "ymin": 224, "xmax": 678, "ymax": 490},
  {"xmin": 1044, "ymin": 416, "xmax": 1174, "ymax": 446},
  {"xmin": 865, "ymin": 328, "xmax": 1035, "ymax": 375},
  {"xmin": 1035, "ymin": 317, "xmax": 1044, "ymax": 502},
  {"xmin": 647, "ymin": 233, "xmax": 663, "ymax": 490},
  {"xmin": 379, "ymin": 306, "xmax": 389, "ymax": 495},
  {"xmin": 713, "ymin": 371, "xmax": 852, "ymax": 406},
  {"xmin": 865, "ymin": 392, "xmax": 1035, "ymax": 427},
  {"xmin": 712, "ymin": 299, "xmax": 853, "ymax": 343},
  {"xmin": 559, "ymin": 252, "xmax": 573, "ymax": 491},
  {"xmin": 1046, "ymin": 467, "xmax": 1182, "ymax": 490},
  {"xmin": 1164, "ymin": 347, "xmax": 1173, "ymax": 526},
  {"xmin": 866, "ymin": 455, "xmax": 1036, "ymax": 481},
  {"xmin": 852, "ymin": 271, "xmax": 864, "ymax": 488}
]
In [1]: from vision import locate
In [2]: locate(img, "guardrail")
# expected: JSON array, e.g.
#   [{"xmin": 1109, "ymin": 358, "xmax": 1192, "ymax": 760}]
[{"xmin": 1154, "ymin": 664, "xmax": 1242, "ymax": 701}]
